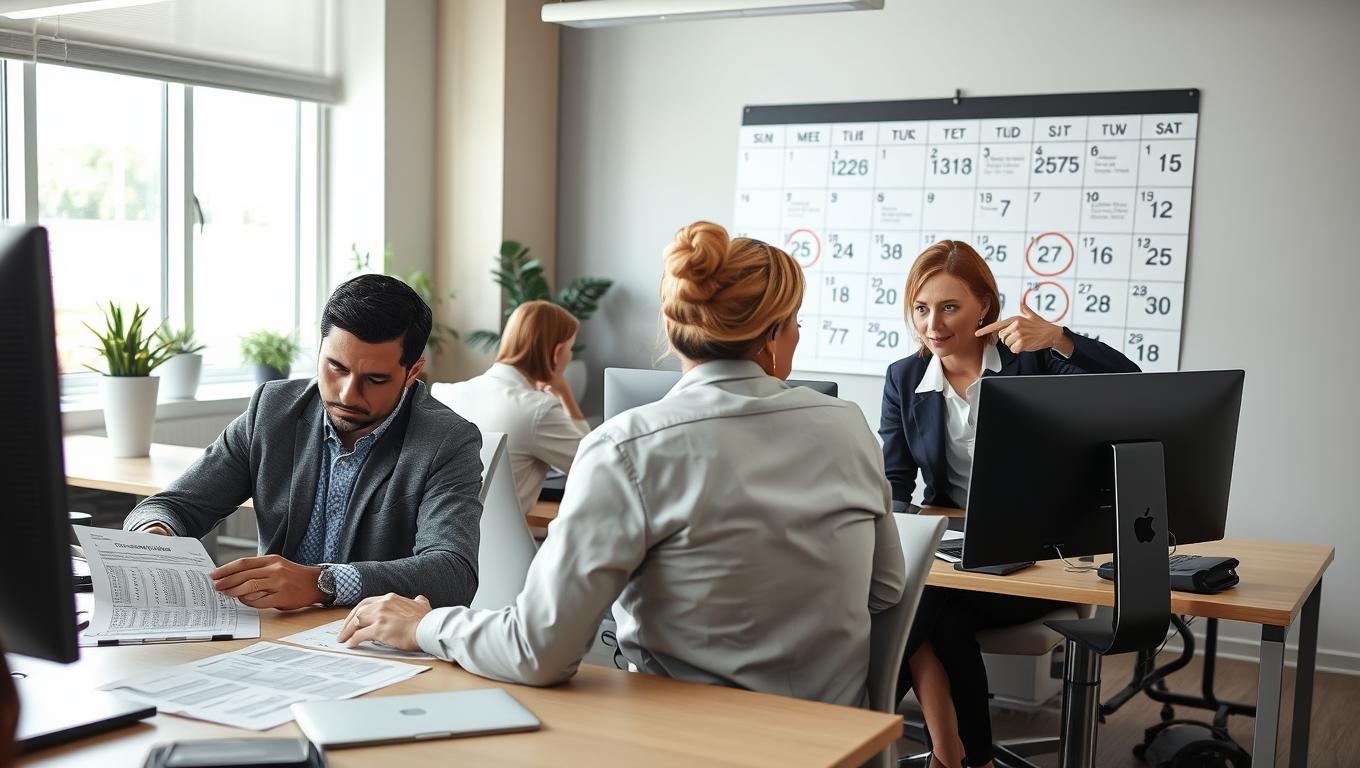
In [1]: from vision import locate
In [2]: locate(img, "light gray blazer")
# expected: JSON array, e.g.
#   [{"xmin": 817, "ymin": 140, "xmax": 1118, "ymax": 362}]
[
  {"xmin": 416, "ymin": 360, "xmax": 906, "ymax": 707},
  {"xmin": 123, "ymin": 378, "xmax": 483, "ymax": 608}
]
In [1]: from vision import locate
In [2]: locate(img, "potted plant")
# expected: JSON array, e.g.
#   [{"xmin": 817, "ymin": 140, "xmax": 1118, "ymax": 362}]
[
  {"xmin": 240, "ymin": 330, "xmax": 301, "ymax": 386},
  {"xmin": 155, "ymin": 325, "xmax": 206, "ymax": 401},
  {"xmin": 465, "ymin": 240, "xmax": 613, "ymax": 397},
  {"xmin": 85, "ymin": 303, "xmax": 172, "ymax": 457}
]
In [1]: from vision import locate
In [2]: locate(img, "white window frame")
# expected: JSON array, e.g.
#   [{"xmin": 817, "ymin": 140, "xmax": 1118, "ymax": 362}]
[{"xmin": 0, "ymin": 59, "xmax": 328, "ymax": 407}]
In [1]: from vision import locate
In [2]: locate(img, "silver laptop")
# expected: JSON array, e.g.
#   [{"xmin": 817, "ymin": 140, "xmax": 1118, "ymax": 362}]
[{"xmin": 291, "ymin": 689, "xmax": 540, "ymax": 748}]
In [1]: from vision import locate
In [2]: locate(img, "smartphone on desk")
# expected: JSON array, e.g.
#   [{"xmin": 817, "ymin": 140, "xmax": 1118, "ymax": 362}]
[{"xmin": 143, "ymin": 738, "xmax": 325, "ymax": 768}]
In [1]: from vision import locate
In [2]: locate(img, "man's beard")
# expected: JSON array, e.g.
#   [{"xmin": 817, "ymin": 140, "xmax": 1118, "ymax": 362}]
[{"xmin": 325, "ymin": 403, "xmax": 376, "ymax": 433}]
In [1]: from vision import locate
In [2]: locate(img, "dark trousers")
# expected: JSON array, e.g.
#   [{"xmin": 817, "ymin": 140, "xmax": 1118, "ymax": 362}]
[{"xmin": 899, "ymin": 586, "xmax": 1063, "ymax": 767}]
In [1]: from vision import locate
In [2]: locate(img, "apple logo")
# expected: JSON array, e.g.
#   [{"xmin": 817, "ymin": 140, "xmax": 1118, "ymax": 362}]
[{"xmin": 1134, "ymin": 507, "xmax": 1156, "ymax": 543}]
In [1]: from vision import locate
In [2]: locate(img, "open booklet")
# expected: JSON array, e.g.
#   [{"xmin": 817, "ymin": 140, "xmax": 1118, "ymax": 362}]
[{"xmin": 73, "ymin": 526, "xmax": 260, "ymax": 645}]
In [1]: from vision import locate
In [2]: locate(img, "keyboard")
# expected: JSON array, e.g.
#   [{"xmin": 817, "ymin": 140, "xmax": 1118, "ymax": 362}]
[
  {"xmin": 935, "ymin": 539, "xmax": 964, "ymax": 562},
  {"xmin": 538, "ymin": 471, "xmax": 567, "ymax": 502}
]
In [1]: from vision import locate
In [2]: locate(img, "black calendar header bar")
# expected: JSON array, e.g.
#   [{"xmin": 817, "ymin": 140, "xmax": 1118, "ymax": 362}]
[{"xmin": 742, "ymin": 89, "xmax": 1199, "ymax": 126}]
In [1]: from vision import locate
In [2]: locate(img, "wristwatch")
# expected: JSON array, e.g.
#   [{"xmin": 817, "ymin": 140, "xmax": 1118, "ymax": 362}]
[{"xmin": 316, "ymin": 565, "xmax": 337, "ymax": 604}]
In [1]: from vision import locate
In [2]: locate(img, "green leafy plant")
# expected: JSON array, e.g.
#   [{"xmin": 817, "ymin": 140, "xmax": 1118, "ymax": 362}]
[
  {"xmin": 155, "ymin": 325, "xmax": 206, "ymax": 356},
  {"xmin": 464, "ymin": 240, "xmax": 614, "ymax": 354},
  {"xmin": 84, "ymin": 303, "xmax": 173, "ymax": 377},
  {"xmin": 239, "ymin": 330, "xmax": 301, "ymax": 372},
  {"xmin": 350, "ymin": 244, "xmax": 459, "ymax": 353}
]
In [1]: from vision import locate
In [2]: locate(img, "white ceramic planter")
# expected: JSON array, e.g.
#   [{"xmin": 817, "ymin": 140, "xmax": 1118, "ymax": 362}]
[
  {"xmin": 565, "ymin": 359, "xmax": 587, "ymax": 401},
  {"xmin": 159, "ymin": 353, "xmax": 202, "ymax": 400},
  {"xmin": 100, "ymin": 375, "xmax": 160, "ymax": 458},
  {"xmin": 253, "ymin": 364, "xmax": 290, "ymax": 387}
]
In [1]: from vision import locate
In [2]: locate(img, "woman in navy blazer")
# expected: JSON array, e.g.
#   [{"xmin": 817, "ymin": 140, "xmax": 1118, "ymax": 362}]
[{"xmin": 881, "ymin": 240, "xmax": 1138, "ymax": 768}]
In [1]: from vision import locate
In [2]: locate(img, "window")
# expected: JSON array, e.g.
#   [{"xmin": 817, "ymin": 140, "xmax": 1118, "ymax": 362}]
[
  {"xmin": 193, "ymin": 88, "xmax": 317, "ymax": 370},
  {"xmin": 0, "ymin": 60, "xmax": 324, "ymax": 397},
  {"xmin": 37, "ymin": 65, "xmax": 163, "ymax": 377}
]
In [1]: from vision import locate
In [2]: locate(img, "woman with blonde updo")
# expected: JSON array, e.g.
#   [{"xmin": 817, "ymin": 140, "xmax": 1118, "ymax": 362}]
[{"xmin": 338, "ymin": 221, "xmax": 908, "ymax": 709}]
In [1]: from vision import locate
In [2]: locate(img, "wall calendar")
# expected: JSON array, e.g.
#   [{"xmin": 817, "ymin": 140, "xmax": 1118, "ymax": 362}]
[{"xmin": 733, "ymin": 89, "xmax": 1199, "ymax": 375}]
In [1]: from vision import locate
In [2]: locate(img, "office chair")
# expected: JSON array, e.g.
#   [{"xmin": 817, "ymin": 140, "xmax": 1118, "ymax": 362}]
[
  {"xmin": 468, "ymin": 431, "xmax": 539, "ymax": 610},
  {"xmin": 899, "ymin": 603, "xmax": 1096, "ymax": 768},
  {"xmin": 866, "ymin": 513, "xmax": 948, "ymax": 768}
]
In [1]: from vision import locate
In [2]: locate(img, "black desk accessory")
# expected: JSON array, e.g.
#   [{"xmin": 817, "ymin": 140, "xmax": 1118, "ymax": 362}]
[
  {"xmin": 1097, "ymin": 554, "xmax": 1239, "ymax": 594},
  {"xmin": 953, "ymin": 561, "xmax": 1034, "ymax": 576},
  {"xmin": 142, "ymin": 738, "xmax": 326, "ymax": 768}
]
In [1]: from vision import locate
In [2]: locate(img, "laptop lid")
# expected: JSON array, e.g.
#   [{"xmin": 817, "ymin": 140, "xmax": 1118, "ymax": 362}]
[{"xmin": 291, "ymin": 689, "xmax": 540, "ymax": 748}]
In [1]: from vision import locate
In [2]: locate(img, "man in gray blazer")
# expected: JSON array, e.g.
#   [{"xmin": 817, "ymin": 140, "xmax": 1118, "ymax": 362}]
[{"xmin": 124, "ymin": 274, "xmax": 483, "ymax": 610}]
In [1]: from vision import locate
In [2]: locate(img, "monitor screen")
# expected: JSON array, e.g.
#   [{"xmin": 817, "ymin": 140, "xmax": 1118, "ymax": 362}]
[
  {"xmin": 0, "ymin": 226, "xmax": 79, "ymax": 663},
  {"xmin": 962, "ymin": 370, "xmax": 1244, "ymax": 569}
]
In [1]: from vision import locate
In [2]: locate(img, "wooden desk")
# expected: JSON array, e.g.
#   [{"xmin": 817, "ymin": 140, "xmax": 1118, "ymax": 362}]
[
  {"xmin": 528, "ymin": 499, "xmax": 559, "ymax": 528},
  {"xmin": 16, "ymin": 609, "xmax": 900, "ymax": 768},
  {"xmin": 62, "ymin": 435, "xmax": 252, "ymax": 509},
  {"xmin": 930, "ymin": 537, "xmax": 1331, "ymax": 767}
]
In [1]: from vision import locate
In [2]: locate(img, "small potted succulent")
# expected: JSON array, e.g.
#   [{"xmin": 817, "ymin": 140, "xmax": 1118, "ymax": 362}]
[
  {"xmin": 85, "ymin": 302, "xmax": 172, "ymax": 457},
  {"xmin": 240, "ymin": 330, "xmax": 301, "ymax": 386},
  {"xmin": 155, "ymin": 325, "xmax": 206, "ymax": 400}
]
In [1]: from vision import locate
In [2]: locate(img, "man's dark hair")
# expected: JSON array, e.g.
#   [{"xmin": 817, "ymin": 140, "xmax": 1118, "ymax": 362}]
[{"xmin": 320, "ymin": 274, "xmax": 432, "ymax": 368}]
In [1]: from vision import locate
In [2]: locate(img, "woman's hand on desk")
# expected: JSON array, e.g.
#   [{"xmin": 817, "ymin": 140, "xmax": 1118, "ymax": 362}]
[
  {"xmin": 977, "ymin": 303, "xmax": 1074, "ymax": 357},
  {"xmin": 210, "ymin": 555, "xmax": 326, "ymax": 610},
  {"xmin": 337, "ymin": 594, "xmax": 431, "ymax": 651}
]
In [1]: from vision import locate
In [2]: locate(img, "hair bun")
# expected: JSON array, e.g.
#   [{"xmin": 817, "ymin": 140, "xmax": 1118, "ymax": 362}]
[{"xmin": 663, "ymin": 221, "xmax": 729, "ymax": 304}]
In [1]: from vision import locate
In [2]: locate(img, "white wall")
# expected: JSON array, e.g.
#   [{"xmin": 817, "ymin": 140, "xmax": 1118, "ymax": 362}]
[
  {"xmin": 384, "ymin": 0, "xmax": 437, "ymax": 284},
  {"xmin": 327, "ymin": 0, "xmax": 385, "ymax": 285},
  {"xmin": 557, "ymin": 0, "xmax": 1360, "ymax": 668},
  {"xmin": 329, "ymin": 0, "xmax": 437, "ymax": 301}
]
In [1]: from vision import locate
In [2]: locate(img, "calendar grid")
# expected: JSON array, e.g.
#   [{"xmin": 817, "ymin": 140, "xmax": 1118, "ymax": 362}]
[{"xmin": 736, "ymin": 91, "xmax": 1199, "ymax": 375}]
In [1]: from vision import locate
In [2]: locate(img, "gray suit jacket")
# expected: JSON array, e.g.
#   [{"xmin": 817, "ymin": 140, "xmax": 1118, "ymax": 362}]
[{"xmin": 124, "ymin": 378, "xmax": 483, "ymax": 608}]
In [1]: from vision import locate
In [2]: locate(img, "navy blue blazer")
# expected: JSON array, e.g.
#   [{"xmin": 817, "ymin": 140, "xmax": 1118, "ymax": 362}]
[{"xmin": 879, "ymin": 332, "xmax": 1140, "ymax": 509}]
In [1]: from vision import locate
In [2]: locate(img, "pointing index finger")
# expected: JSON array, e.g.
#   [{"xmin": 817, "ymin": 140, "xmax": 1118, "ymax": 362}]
[{"xmin": 976, "ymin": 317, "xmax": 1014, "ymax": 337}]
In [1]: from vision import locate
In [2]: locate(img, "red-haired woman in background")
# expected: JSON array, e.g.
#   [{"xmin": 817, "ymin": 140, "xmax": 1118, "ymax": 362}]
[{"xmin": 434, "ymin": 300, "xmax": 589, "ymax": 515}]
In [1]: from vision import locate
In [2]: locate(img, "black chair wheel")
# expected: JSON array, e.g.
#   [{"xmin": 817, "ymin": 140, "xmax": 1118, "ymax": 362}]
[{"xmin": 1132, "ymin": 742, "xmax": 1147, "ymax": 760}]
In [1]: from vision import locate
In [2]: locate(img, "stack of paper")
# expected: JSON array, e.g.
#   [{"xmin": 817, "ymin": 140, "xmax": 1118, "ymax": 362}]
[
  {"xmin": 281, "ymin": 619, "xmax": 435, "ymax": 660},
  {"xmin": 74, "ymin": 526, "xmax": 260, "ymax": 645},
  {"xmin": 100, "ymin": 641, "xmax": 430, "ymax": 730}
]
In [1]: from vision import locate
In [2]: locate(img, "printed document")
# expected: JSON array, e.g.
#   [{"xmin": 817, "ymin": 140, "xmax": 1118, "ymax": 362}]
[
  {"xmin": 100, "ymin": 641, "xmax": 430, "ymax": 730},
  {"xmin": 74, "ymin": 526, "xmax": 259, "ymax": 645},
  {"xmin": 281, "ymin": 619, "xmax": 435, "ymax": 660}
]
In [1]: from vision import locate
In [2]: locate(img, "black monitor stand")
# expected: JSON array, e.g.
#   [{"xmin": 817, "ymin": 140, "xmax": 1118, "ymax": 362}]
[{"xmin": 1046, "ymin": 441, "xmax": 1173, "ymax": 768}]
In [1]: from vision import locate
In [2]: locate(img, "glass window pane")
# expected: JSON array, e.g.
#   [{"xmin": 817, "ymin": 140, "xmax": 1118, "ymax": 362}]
[
  {"xmin": 193, "ymin": 87, "xmax": 298, "ymax": 370},
  {"xmin": 37, "ymin": 65, "xmax": 163, "ymax": 376}
]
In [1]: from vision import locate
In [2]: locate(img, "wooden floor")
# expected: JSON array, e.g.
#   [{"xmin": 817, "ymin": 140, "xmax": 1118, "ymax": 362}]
[{"xmin": 900, "ymin": 652, "xmax": 1360, "ymax": 767}]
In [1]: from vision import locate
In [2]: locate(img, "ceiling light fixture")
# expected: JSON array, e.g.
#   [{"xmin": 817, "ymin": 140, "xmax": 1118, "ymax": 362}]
[{"xmin": 541, "ymin": 0, "xmax": 884, "ymax": 29}]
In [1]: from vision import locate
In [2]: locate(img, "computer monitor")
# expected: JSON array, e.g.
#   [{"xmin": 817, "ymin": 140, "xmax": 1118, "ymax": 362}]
[
  {"xmin": 962, "ymin": 370, "xmax": 1244, "ymax": 571},
  {"xmin": 603, "ymin": 367, "xmax": 838, "ymax": 419},
  {"xmin": 0, "ymin": 226, "xmax": 155, "ymax": 752},
  {"xmin": 0, "ymin": 226, "xmax": 78, "ymax": 663}
]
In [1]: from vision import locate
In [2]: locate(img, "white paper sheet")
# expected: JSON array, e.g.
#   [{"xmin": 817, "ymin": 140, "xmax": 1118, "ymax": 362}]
[
  {"xmin": 280, "ymin": 619, "xmax": 435, "ymax": 660},
  {"xmin": 100, "ymin": 641, "xmax": 430, "ymax": 730},
  {"xmin": 74, "ymin": 526, "xmax": 260, "ymax": 645}
]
